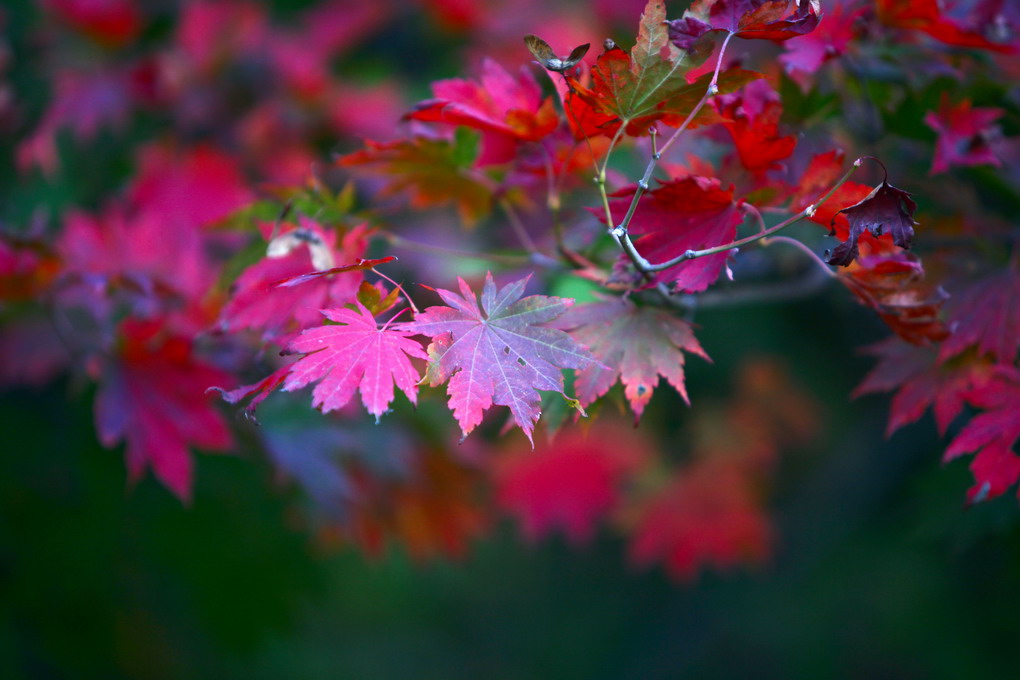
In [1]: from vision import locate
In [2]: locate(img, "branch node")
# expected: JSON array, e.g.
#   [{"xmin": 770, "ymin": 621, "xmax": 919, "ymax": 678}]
[
  {"xmin": 611, "ymin": 225, "xmax": 626, "ymax": 239},
  {"xmin": 805, "ymin": 203, "xmax": 817, "ymax": 218},
  {"xmin": 652, "ymin": 152, "xmax": 661, "ymax": 160},
  {"xmin": 637, "ymin": 180, "xmax": 649, "ymax": 191},
  {"xmin": 707, "ymin": 83, "xmax": 719, "ymax": 96}
]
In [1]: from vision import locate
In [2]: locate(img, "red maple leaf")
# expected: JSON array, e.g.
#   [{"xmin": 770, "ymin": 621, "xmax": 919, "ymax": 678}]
[
  {"xmin": 667, "ymin": 0, "xmax": 821, "ymax": 49},
  {"xmin": 552, "ymin": 296, "xmax": 710, "ymax": 418},
  {"xmin": 853, "ymin": 337, "xmax": 991, "ymax": 437},
  {"xmin": 398, "ymin": 273, "xmax": 595, "ymax": 443},
  {"xmin": 565, "ymin": 1, "xmax": 760, "ymax": 138},
  {"xmin": 94, "ymin": 320, "xmax": 234, "ymax": 501},
  {"xmin": 218, "ymin": 220, "xmax": 369, "ymax": 344},
  {"xmin": 606, "ymin": 175, "xmax": 743, "ymax": 292},
  {"xmin": 280, "ymin": 303, "xmax": 428, "ymax": 422},
  {"xmin": 838, "ymin": 250, "xmax": 949, "ymax": 346},
  {"xmin": 939, "ymin": 268, "xmax": 1020, "ymax": 365},
  {"xmin": 42, "ymin": 0, "xmax": 143, "ymax": 47},
  {"xmin": 924, "ymin": 95, "xmax": 1004, "ymax": 175},
  {"xmin": 791, "ymin": 151, "xmax": 873, "ymax": 238},
  {"xmin": 494, "ymin": 421, "xmax": 650, "ymax": 544},
  {"xmin": 715, "ymin": 80, "xmax": 797, "ymax": 176},
  {"xmin": 406, "ymin": 59, "xmax": 558, "ymax": 164},
  {"xmin": 627, "ymin": 459, "xmax": 772, "ymax": 581},
  {"xmin": 944, "ymin": 367, "xmax": 1020, "ymax": 504},
  {"xmin": 876, "ymin": 0, "xmax": 1017, "ymax": 53}
]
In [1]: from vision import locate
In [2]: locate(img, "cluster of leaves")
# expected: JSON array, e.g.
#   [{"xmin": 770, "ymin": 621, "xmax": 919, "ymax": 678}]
[{"xmin": 1, "ymin": 0, "xmax": 1019, "ymax": 580}]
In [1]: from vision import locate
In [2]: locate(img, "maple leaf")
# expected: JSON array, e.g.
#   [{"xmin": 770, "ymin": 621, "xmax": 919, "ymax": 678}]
[
  {"xmin": 715, "ymin": 80, "xmax": 796, "ymax": 176},
  {"xmin": 924, "ymin": 95, "xmax": 1004, "ymax": 175},
  {"xmin": 406, "ymin": 59, "xmax": 558, "ymax": 164},
  {"xmin": 825, "ymin": 179, "xmax": 918, "ymax": 267},
  {"xmin": 838, "ymin": 251, "xmax": 949, "ymax": 346},
  {"xmin": 943, "ymin": 368, "xmax": 1020, "ymax": 504},
  {"xmin": 494, "ymin": 420, "xmax": 650, "ymax": 544},
  {"xmin": 876, "ymin": 0, "xmax": 1017, "ymax": 53},
  {"xmin": 791, "ymin": 151, "xmax": 873, "ymax": 238},
  {"xmin": 780, "ymin": 0, "xmax": 863, "ymax": 85},
  {"xmin": 398, "ymin": 273, "xmax": 595, "ymax": 443},
  {"xmin": 128, "ymin": 143, "xmax": 254, "ymax": 231},
  {"xmin": 604, "ymin": 175, "xmax": 743, "ymax": 292},
  {"xmin": 219, "ymin": 220, "xmax": 369, "ymax": 344},
  {"xmin": 280, "ymin": 303, "xmax": 428, "ymax": 422},
  {"xmin": 627, "ymin": 459, "xmax": 771, "ymax": 581},
  {"xmin": 667, "ymin": 0, "xmax": 821, "ymax": 48},
  {"xmin": 337, "ymin": 135, "xmax": 492, "ymax": 226},
  {"xmin": 552, "ymin": 297, "xmax": 710, "ymax": 418},
  {"xmin": 208, "ymin": 362, "xmax": 293, "ymax": 421},
  {"xmin": 853, "ymin": 337, "xmax": 992, "ymax": 437},
  {"xmin": 94, "ymin": 320, "xmax": 234, "ymax": 502},
  {"xmin": 939, "ymin": 268, "xmax": 1020, "ymax": 365},
  {"xmin": 566, "ymin": 1, "xmax": 761, "ymax": 137}
]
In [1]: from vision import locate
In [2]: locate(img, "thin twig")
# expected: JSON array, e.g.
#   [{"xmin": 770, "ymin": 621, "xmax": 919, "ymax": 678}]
[{"xmin": 630, "ymin": 160, "xmax": 862, "ymax": 273}]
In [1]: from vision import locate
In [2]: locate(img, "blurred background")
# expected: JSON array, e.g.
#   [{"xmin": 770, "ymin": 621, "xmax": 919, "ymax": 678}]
[{"xmin": 2, "ymin": 1, "xmax": 1020, "ymax": 678}]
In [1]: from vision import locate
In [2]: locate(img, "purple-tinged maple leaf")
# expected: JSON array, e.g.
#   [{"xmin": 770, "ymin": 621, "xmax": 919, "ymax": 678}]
[
  {"xmin": 605, "ymin": 175, "xmax": 743, "ymax": 292},
  {"xmin": 939, "ymin": 268, "xmax": 1020, "ymax": 365},
  {"xmin": 826, "ymin": 179, "xmax": 918, "ymax": 267},
  {"xmin": 398, "ymin": 273, "xmax": 595, "ymax": 443},
  {"xmin": 668, "ymin": 0, "xmax": 821, "ymax": 50},
  {"xmin": 943, "ymin": 367, "xmax": 1020, "ymax": 504},
  {"xmin": 780, "ymin": 1, "xmax": 863, "ymax": 85},
  {"xmin": 552, "ymin": 297, "xmax": 710, "ymax": 419},
  {"xmin": 924, "ymin": 96, "xmax": 1004, "ymax": 175},
  {"xmin": 281, "ymin": 303, "xmax": 428, "ymax": 422}
]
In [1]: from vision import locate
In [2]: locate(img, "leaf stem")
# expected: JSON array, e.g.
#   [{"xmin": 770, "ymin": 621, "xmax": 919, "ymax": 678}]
[{"xmin": 607, "ymin": 32, "xmax": 735, "ymax": 281}]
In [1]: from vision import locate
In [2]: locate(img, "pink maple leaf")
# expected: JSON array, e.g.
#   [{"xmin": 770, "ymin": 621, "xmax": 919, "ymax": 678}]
[
  {"xmin": 398, "ymin": 273, "xmax": 595, "ymax": 443},
  {"xmin": 282, "ymin": 303, "xmax": 428, "ymax": 421},
  {"xmin": 944, "ymin": 367, "xmax": 1020, "ymax": 504},
  {"xmin": 780, "ymin": 0, "xmax": 863, "ymax": 86},
  {"xmin": 606, "ymin": 175, "xmax": 743, "ymax": 292},
  {"xmin": 924, "ymin": 95, "xmax": 1004, "ymax": 175},
  {"xmin": 94, "ymin": 320, "xmax": 234, "ymax": 502},
  {"xmin": 552, "ymin": 296, "xmax": 710, "ymax": 419}
]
